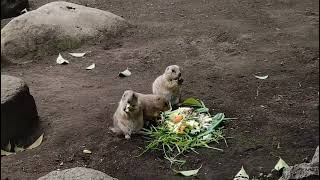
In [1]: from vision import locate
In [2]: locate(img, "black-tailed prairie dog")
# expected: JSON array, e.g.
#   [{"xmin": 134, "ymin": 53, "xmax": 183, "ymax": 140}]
[
  {"xmin": 152, "ymin": 65, "xmax": 183, "ymax": 106},
  {"xmin": 136, "ymin": 93, "xmax": 171, "ymax": 121},
  {"xmin": 110, "ymin": 90, "xmax": 144, "ymax": 139}
]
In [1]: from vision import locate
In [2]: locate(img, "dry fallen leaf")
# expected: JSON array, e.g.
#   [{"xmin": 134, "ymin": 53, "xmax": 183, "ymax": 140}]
[
  {"xmin": 173, "ymin": 165, "xmax": 202, "ymax": 176},
  {"xmin": 274, "ymin": 157, "xmax": 289, "ymax": 171},
  {"xmin": 21, "ymin": 8, "xmax": 28, "ymax": 14},
  {"xmin": 1, "ymin": 149, "xmax": 14, "ymax": 156},
  {"xmin": 234, "ymin": 166, "xmax": 249, "ymax": 180},
  {"xmin": 27, "ymin": 134, "xmax": 44, "ymax": 150},
  {"xmin": 86, "ymin": 63, "xmax": 95, "ymax": 70},
  {"xmin": 83, "ymin": 149, "xmax": 92, "ymax": 154},
  {"xmin": 4, "ymin": 141, "xmax": 11, "ymax": 152},
  {"xmin": 56, "ymin": 54, "xmax": 69, "ymax": 65},
  {"xmin": 254, "ymin": 75, "xmax": 269, "ymax": 80},
  {"xmin": 119, "ymin": 68, "xmax": 131, "ymax": 77},
  {"xmin": 69, "ymin": 52, "xmax": 86, "ymax": 58},
  {"xmin": 14, "ymin": 146, "xmax": 25, "ymax": 153}
]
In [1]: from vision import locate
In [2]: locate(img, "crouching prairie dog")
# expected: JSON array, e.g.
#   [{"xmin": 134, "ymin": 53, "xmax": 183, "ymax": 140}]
[
  {"xmin": 110, "ymin": 90, "xmax": 144, "ymax": 139},
  {"xmin": 152, "ymin": 65, "xmax": 183, "ymax": 106},
  {"xmin": 136, "ymin": 92, "xmax": 171, "ymax": 121}
]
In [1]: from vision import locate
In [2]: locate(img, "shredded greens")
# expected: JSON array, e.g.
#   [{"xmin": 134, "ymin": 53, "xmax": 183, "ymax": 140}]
[{"xmin": 139, "ymin": 98, "xmax": 234, "ymax": 167}]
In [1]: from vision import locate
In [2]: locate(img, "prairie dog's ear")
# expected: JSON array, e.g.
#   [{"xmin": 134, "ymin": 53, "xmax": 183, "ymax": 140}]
[
  {"xmin": 122, "ymin": 90, "xmax": 134, "ymax": 101},
  {"xmin": 122, "ymin": 90, "xmax": 130, "ymax": 99},
  {"xmin": 166, "ymin": 66, "xmax": 170, "ymax": 72},
  {"xmin": 121, "ymin": 92, "xmax": 127, "ymax": 100},
  {"xmin": 132, "ymin": 93, "xmax": 137, "ymax": 100},
  {"xmin": 130, "ymin": 92, "xmax": 138, "ymax": 105}
]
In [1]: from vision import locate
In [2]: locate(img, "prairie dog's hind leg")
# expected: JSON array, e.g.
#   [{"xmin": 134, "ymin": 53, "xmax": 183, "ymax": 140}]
[{"xmin": 109, "ymin": 126, "xmax": 124, "ymax": 137}]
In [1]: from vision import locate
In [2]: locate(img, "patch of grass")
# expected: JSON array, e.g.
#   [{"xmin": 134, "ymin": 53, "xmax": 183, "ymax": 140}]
[
  {"xmin": 52, "ymin": 38, "xmax": 82, "ymax": 52},
  {"xmin": 27, "ymin": 37, "xmax": 83, "ymax": 58}
]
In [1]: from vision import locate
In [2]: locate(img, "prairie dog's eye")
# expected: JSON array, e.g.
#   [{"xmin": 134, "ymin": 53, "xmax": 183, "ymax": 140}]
[{"xmin": 172, "ymin": 69, "xmax": 176, "ymax": 73}]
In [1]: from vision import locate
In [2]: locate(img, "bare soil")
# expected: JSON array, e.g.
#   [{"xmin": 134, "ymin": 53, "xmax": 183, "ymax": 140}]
[{"xmin": 1, "ymin": 0, "xmax": 319, "ymax": 179}]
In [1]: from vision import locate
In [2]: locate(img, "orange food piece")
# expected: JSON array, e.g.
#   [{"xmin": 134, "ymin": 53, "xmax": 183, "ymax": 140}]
[
  {"xmin": 178, "ymin": 125, "xmax": 186, "ymax": 134},
  {"xmin": 173, "ymin": 115, "xmax": 184, "ymax": 123}
]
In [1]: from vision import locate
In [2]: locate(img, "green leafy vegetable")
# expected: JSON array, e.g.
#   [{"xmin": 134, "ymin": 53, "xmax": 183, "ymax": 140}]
[
  {"xmin": 140, "ymin": 98, "xmax": 233, "ymax": 168},
  {"xmin": 182, "ymin": 98, "xmax": 204, "ymax": 107}
]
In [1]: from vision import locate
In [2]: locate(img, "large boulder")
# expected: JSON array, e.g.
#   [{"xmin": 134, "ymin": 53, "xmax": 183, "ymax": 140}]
[
  {"xmin": 1, "ymin": 1, "xmax": 129, "ymax": 64},
  {"xmin": 1, "ymin": 75, "xmax": 38, "ymax": 146},
  {"xmin": 279, "ymin": 146, "xmax": 319, "ymax": 180},
  {"xmin": 37, "ymin": 167, "xmax": 118, "ymax": 180},
  {"xmin": 1, "ymin": 0, "xmax": 29, "ymax": 19}
]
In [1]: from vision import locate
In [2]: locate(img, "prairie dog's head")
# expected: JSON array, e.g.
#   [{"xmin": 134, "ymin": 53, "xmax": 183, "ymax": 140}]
[
  {"xmin": 164, "ymin": 65, "xmax": 182, "ymax": 81},
  {"xmin": 121, "ymin": 90, "xmax": 139, "ymax": 113},
  {"xmin": 155, "ymin": 95, "xmax": 171, "ymax": 112},
  {"xmin": 149, "ymin": 96, "xmax": 171, "ymax": 118}
]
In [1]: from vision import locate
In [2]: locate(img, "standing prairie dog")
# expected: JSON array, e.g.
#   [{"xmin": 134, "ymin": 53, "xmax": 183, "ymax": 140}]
[
  {"xmin": 110, "ymin": 90, "xmax": 144, "ymax": 139},
  {"xmin": 152, "ymin": 65, "xmax": 183, "ymax": 106},
  {"xmin": 135, "ymin": 93, "xmax": 171, "ymax": 121}
]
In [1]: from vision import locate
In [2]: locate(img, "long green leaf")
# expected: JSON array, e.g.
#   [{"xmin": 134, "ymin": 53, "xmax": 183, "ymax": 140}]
[{"xmin": 182, "ymin": 98, "xmax": 203, "ymax": 107}]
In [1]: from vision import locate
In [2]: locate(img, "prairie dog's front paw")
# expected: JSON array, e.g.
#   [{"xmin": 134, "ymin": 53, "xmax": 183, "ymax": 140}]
[
  {"xmin": 178, "ymin": 78, "xmax": 183, "ymax": 85},
  {"xmin": 137, "ymin": 130, "xmax": 144, "ymax": 135},
  {"xmin": 125, "ymin": 134, "xmax": 131, "ymax": 139},
  {"xmin": 109, "ymin": 127, "xmax": 117, "ymax": 133}
]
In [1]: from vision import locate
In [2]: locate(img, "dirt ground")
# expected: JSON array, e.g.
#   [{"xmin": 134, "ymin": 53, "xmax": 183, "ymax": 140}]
[{"xmin": 1, "ymin": 0, "xmax": 319, "ymax": 179}]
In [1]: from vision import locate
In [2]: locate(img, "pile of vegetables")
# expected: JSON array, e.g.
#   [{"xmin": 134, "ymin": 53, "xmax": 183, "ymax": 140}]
[{"xmin": 140, "ymin": 98, "xmax": 234, "ymax": 167}]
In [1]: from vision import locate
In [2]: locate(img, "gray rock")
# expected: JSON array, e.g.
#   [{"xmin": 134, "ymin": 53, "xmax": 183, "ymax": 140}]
[
  {"xmin": 279, "ymin": 146, "xmax": 319, "ymax": 180},
  {"xmin": 1, "ymin": 1, "xmax": 129, "ymax": 64},
  {"xmin": 1, "ymin": 75, "xmax": 38, "ymax": 146},
  {"xmin": 37, "ymin": 167, "xmax": 118, "ymax": 180}
]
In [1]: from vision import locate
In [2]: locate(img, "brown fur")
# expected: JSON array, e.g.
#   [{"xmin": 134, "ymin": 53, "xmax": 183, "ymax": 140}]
[
  {"xmin": 110, "ymin": 90, "xmax": 144, "ymax": 139},
  {"xmin": 152, "ymin": 65, "xmax": 183, "ymax": 105},
  {"xmin": 136, "ymin": 92, "xmax": 171, "ymax": 121}
]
